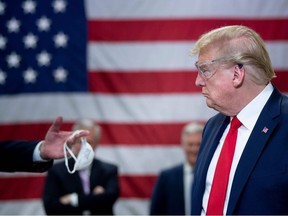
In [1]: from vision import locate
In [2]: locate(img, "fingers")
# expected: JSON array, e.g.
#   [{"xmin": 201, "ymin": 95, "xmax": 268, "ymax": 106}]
[
  {"xmin": 66, "ymin": 130, "xmax": 90, "ymax": 147},
  {"xmin": 49, "ymin": 116, "xmax": 63, "ymax": 133},
  {"xmin": 93, "ymin": 186, "xmax": 105, "ymax": 194},
  {"xmin": 74, "ymin": 130, "xmax": 90, "ymax": 139}
]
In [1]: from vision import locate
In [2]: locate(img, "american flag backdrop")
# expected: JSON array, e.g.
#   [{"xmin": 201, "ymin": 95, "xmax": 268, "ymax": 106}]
[{"xmin": 0, "ymin": 0, "xmax": 288, "ymax": 214}]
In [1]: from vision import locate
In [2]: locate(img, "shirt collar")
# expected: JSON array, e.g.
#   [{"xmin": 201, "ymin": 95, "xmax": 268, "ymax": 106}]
[
  {"xmin": 237, "ymin": 83, "xmax": 274, "ymax": 131},
  {"xmin": 184, "ymin": 162, "xmax": 193, "ymax": 174}
]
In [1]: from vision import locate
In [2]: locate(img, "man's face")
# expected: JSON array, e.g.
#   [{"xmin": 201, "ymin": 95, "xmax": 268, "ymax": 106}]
[
  {"xmin": 195, "ymin": 47, "xmax": 236, "ymax": 115},
  {"xmin": 86, "ymin": 128, "xmax": 98, "ymax": 150},
  {"xmin": 182, "ymin": 132, "xmax": 202, "ymax": 167}
]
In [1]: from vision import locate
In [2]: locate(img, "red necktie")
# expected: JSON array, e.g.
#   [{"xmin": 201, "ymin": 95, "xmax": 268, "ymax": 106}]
[{"xmin": 206, "ymin": 117, "xmax": 242, "ymax": 215}]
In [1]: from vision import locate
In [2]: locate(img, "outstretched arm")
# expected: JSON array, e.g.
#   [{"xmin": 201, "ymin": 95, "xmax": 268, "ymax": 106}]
[{"xmin": 0, "ymin": 116, "xmax": 89, "ymax": 172}]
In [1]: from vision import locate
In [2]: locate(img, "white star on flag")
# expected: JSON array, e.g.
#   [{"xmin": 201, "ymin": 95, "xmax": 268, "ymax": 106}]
[
  {"xmin": 7, "ymin": 17, "xmax": 20, "ymax": 33},
  {"xmin": 37, "ymin": 16, "xmax": 51, "ymax": 32},
  {"xmin": 54, "ymin": 32, "xmax": 68, "ymax": 47},
  {"xmin": 0, "ymin": 35, "xmax": 7, "ymax": 49},
  {"xmin": 23, "ymin": 68, "xmax": 37, "ymax": 83},
  {"xmin": 0, "ymin": 70, "xmax": 7, "ymax": 85},
  {"xmin": 53, "ymin": 67, "xmax": 68, "ymax": 82},
  {"xmin": 23, "ymin": 33, "xmax": 38, "ymax": 49},
  {"xmin": 37, "ymin": 50, "xmax": 51, "ymax": 66},
  {"xmin": 53, "ymin": 0, "xmax": 66, "ymax": 13},
  {"xmin": 0, "ymin": 1, "xmax": 5, "ymax": 15},
  {"xmin": 6, "ymin": 52, "xmax": 21, "ymax": 68},
  {"xmin": 22, "ymin": 0, "xmax": 36, "ymax": 14}
]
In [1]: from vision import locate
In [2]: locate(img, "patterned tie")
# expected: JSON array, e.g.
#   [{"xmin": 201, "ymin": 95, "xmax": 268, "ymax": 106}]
[
  {"xmin": 79, "ymin": 169, "xmax": 90, "ymax": 194},
  {"xmin": 206, "ymin": 117, "xmax": 242, "ymax": 215}
]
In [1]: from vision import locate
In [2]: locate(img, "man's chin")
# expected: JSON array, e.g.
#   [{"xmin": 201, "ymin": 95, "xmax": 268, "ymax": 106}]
[
  {"xmin": 206, "ymin": 101, "xmax": 219, "ymax": 112},
  {"xmin": 206, "ymin": 99, "xmax": 213, "ymax": 108}
]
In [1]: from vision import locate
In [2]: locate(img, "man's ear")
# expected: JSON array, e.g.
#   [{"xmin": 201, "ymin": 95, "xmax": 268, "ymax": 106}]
[{"xmin": 233, "ymin": 64, "xmax": 244, "ymax": 87}]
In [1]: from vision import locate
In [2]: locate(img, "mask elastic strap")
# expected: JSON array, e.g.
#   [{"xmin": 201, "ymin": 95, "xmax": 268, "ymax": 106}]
[{"xmin": 63, "ymin": 130, "xmax": 82, "ymax": 174}]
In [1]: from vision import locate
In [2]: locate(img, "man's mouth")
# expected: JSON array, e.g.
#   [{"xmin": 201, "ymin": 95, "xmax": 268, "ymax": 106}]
[{"xmin": 202, "ymin": 92, "xmax": 208, "ymax": 97}]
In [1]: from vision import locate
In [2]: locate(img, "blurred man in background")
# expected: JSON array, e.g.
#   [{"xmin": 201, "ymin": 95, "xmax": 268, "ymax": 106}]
[
  {"xmin": 149, "ymin": 122, "xmax": 204, "ymax": 215},
  {"xmin": 42, "ymin": 119, "xmax": 119, "ymax": 215}
]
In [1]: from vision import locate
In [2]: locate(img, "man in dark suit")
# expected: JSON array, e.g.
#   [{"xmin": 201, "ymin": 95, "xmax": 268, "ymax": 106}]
[
  {"xmin": 189, "ymin": 25, "xmax": 288, "ymax": 215},
  {"xmin": 42, "ymin": 119, "xmax": 119, "ymax": 215},
  {"xmin": 150, "ymin": 122, "xmax": 204, "ymax": 215},
  {"xmin": 0, "ymin": 116, "xmax": 89, "ymax": 172}
]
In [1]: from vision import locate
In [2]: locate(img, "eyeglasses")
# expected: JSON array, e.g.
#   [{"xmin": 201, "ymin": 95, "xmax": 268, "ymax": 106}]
[{"xmin": 195, "ymin": 57, "xmax": 242, "ymax": 80}]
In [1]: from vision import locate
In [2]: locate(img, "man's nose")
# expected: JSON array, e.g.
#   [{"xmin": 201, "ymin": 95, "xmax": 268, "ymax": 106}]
[{"xmin": 195, "ymin": 73, "xmax": 205, "ymax": 87}]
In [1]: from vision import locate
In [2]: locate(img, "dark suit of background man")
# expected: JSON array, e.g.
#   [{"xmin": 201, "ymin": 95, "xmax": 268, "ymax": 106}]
[
  {"xmin": 0, "ymin": 116, "xmax": 89, "ymax": 172},
  {"xmin": 150, "ymin": 122, "xmax": 204, "ymax": 215},
  {"xmin": 42, "ymin": 119, "xmax": 120, "ymax": 215},
  {"xmin": 190, "ymin": 25, "xmax": 288, "ymax": 215}
]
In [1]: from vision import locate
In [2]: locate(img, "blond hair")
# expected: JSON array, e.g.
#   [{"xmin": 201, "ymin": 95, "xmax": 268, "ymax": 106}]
[
  {"xmin": 190, "ymin": 25, "xmax": 276, "ymax": 84},
  {"xmin": 181, "ymin": 122, "xmax": 204, "ymax": 143}
]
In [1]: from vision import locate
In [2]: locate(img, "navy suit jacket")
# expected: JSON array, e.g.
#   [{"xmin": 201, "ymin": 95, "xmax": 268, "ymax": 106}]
[
  {"xmin": 0, "ymin": 140, "xmax": 53, "ymax": 172},
  {"xmin": 150, "ymin": 164, "xmax": 186, "ymax": 215},
  {"xmin": 191, "ymin": 87, "xmax": 288, "ymax": 215},
  {"xmin": 42, "ymin": 158, "xmax": 119, "ymax": 215}
]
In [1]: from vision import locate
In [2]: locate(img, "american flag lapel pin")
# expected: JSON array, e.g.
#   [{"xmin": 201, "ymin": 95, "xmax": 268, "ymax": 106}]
[{"xmin": 262, "ymin": 127, "xmax": 269, "ymax": 133}]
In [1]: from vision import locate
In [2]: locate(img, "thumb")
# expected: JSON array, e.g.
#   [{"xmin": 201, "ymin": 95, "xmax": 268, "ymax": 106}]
[{"xmin": 49, "ymin": 116, "xmax": 63, "ymax": 133}]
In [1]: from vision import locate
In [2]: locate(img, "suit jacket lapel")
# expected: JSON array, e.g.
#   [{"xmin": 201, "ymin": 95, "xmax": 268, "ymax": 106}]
[
  {"xmin": 227, "ymin": 88, "xmax": 282, "ymax": 214},
  {"xmin": 192, "ymin": 115, "xmax": 230, "ymax": 214},
  {"xmin": 66, "ymin": 159, "xmax": 85, "ymax": 193},
  {"xmin": 89, "ymin": 159, "xmax": 100, "ymax": 189},
  {"xmin": 177, "ymin": 165, "xmax": 185, "ymax": 209}
]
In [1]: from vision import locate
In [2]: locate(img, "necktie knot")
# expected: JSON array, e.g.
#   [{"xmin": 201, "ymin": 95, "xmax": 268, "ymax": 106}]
[{"xmin": 230, "ymin": 116, "xmax": 242, "ymax": 130}]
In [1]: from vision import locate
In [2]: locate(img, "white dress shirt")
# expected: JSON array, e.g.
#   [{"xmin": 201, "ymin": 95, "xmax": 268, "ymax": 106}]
[
  {"xmin": 201, "ymin": 83, "xmax": 274, "ymax": 215},
  {"xmin": 184, "ymin": 162, "xmax": 193, "ymax": 216},
  {"xmin": 33, "ymin": 141, "xmax": 46, "ymax": 162}
]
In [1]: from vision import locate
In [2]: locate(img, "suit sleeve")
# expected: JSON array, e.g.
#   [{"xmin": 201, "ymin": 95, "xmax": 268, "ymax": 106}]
[
  {"xmin": 149, "ymin": 171, "xmax": 167, "ymax": 215},
  {"xmin": 42, "ymin": 167, "xmax": 83, "ymax": 215},
  {"xmin": 0, "ymin": 141, "xmax": 53, "ymax": 172}
]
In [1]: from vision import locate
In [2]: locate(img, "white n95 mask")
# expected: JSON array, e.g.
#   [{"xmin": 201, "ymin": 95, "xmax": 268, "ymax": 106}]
[{"xmin": 63, "ymin": 130, "xmax": 95, "ymax": 174}]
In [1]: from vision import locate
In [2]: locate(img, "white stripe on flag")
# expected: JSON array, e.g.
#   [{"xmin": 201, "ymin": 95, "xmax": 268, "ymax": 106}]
[
  {"xmin": 85, "ymin": 0, "xmax": 288, "ymax": 19},
  {"xmin": 88, "ymin": 42, "xmax": 288, "ymax": 71},
  {"xmin": 96, "ymin": 146, "xmax": 184, "ymax": 175},
  {"xmin": 0, "ymin": 146, "xmax": 183, "ymax": 176},
  {"xmin": 0, "ymin": 199, "xmax": 150, "ymax": 215},
  {"xmin": 0, "ymin": 200, "xmax": 45, "ymax": 215},
  {"xmin": 114, "ymin": 198, "xmax": 150, "ymax": 215},
  {"xmin": 0, "ymin": 93, "xmax": 217, "ymax": 123}
]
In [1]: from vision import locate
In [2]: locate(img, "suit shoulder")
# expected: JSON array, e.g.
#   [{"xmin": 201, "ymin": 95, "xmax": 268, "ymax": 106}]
[
  {"xmin": 95, "ymin": 159, "xmax": 118, "ymax": 171},
  {"xmin": 268, "ymin": 87, "xmax": 288, "ymax": 118},
  {"xmin": 208, "ymin": 112, "xmax": 226, "ymax": 123},
  {"xmin": 204, "ymin": 112, "xmax": 227, "ymax": 130},
  {"xmin": 280, "ymin": 92, "xmax": 288, "ymax": 111},
  {"xmin": 159, "ymin": 163, "xmax": 183, "ymax": 176}
]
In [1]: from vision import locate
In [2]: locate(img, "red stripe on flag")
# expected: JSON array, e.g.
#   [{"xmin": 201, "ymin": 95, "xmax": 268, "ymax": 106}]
[
  {"xmin": 89, "ymin": 71, "xmax": 200, "ymax": 93},
  {"xmin": 88, "ymin": 70, "xmax": 288, "ymax": 94},
  {"xmin": 120, "ymin": 175, "xmax": 157, "ymax": 198},
  {"xmin": 271, "ymin": 70, "xmax": 288, "ymax": 93},
  {"xmin": 0, "ymin": 123, "xmax": 72, "ymax": 141},
  {"xmin": 88, "ymin": 19, "xmax": 288, "ymax": 41},
  {"xmin": 0, "ymin": 175, "xmax": 158, "ymax": 200},
  {"xmin": 0, "ymin": 176, "xmax": 45, "ymax": 200}
]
